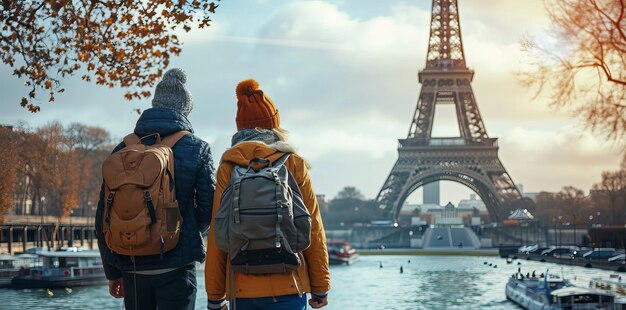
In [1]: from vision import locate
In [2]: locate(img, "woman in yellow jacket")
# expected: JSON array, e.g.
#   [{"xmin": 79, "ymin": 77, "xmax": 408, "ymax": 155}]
[{"xmin": 205, "ymin": 79, "xmax": 331, "ymax": 310}]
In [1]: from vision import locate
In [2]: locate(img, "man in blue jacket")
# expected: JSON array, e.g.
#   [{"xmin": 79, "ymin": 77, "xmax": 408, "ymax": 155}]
[{"xmin": 95, "ymin": 68, "xmax": 215, "ymax": 310}]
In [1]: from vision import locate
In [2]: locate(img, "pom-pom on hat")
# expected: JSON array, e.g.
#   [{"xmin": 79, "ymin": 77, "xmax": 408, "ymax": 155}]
[
  {"xmin": 235, "ymin": 78, "xmax": 280, "ymax": 130},
  {"xmin": 152, "ymin": 68, "xmax": 193, "ymax": 117}
]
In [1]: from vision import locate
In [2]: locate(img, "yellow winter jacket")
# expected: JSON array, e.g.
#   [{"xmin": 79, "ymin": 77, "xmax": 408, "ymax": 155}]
[{"xmin": 204, "ymin": 140, "xmax": 331, "ymax": 300}]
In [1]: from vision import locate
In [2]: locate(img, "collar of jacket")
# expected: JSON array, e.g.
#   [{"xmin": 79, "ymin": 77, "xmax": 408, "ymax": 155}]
[
  {"xmin": 133, "ymin": 107, "xmax": 194, "ymax": 137},
  {"xmin": 222, "ymin": 140, "xmax": 298, "ymax": 167}
]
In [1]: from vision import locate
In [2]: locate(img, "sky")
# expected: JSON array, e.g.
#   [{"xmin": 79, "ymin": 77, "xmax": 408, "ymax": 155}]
[{"xmin": 1, "ymin": 0, "xmax": 624, "ymax": 208}]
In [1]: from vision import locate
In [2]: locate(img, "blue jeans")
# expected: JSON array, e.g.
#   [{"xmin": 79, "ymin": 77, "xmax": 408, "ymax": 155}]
[{"xmin": 235, "ymin": 294, "xmax": 307, "ymax": 310}]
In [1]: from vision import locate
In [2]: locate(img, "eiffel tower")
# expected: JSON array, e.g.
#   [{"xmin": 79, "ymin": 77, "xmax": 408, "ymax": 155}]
[{"xmin": 375, "ymin": 0, "xmax": 532, "ymax": 222}]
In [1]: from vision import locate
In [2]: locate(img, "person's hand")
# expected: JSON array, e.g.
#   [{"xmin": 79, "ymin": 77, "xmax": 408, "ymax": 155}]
[
  {"xmin": 309, "ymin": 294, "xmax": 328, "ymax": 308},
  {"xmin": 109, "ymin": 278, "xmax": 124, "ymax": 298}
]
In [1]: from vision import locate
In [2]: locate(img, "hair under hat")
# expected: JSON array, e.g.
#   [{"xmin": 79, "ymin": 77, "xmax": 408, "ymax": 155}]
[
  {"xmin": 235, "ymin": 79, "xmax": 280, "ymax": 130},
  {"xmin": 152, "ymin": 68, "xmax": 193, "ymax": 117}
]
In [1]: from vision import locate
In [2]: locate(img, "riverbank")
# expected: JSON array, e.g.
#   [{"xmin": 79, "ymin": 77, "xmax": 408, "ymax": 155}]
[
  {"xmin": 359, "ymin": 248, "xmax": 499, "ymax": 256},
  {"xmin": 513, "ymin": 253, "xmax": 626, "ymax": 273}
]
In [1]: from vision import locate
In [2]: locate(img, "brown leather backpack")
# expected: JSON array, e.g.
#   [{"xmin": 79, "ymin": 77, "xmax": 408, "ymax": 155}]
[{"xmin": 101, "ymin": 131, "xmax": 189, "ymax": 256}]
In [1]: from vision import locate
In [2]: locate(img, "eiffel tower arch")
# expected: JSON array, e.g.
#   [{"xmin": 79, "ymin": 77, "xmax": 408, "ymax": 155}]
[{"xmin": 375, "ymin": 0, "xmax": 534, "ymax": 222}]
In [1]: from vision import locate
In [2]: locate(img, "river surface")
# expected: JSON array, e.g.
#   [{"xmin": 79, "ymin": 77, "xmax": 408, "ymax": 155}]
[{"xmin": 0, "ymin": 255, "xmax": 622, "ymax": 309}]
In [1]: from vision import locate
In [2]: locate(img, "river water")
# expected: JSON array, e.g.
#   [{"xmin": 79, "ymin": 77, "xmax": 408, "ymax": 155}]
[{"xmin": 0, "ymin": 255, "xmax": 622, "ymax": 309}]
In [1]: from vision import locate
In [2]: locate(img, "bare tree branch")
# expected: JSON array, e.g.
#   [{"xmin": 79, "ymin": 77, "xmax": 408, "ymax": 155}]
[{"xmin": 520, "ymin": 0, "xmax": 626, "ymax": 142}]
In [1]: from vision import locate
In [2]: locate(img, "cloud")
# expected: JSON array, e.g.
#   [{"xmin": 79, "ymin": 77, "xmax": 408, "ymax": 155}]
[
  {"xmin": 461, "ymin": 1, "xmax": 551, "ymax": 42},
  {"xmin": 286, "ymin": 111, "xmax": 403, "ymax": 160},
  {"xmin": 201, "ymin": 35, "xmax": 350, "ymax": 51},
  {"xmin": 499, "ymin": 125, "xmax": 623, "ymax": 194},
  {"xmin": 1, "ymin": 0, "xmax": 621, "ymax": 205}
]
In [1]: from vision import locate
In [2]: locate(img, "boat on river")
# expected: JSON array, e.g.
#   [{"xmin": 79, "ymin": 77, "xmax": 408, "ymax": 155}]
[
  {"xmin": 11, "ymin": 250, "xmax": 106, "ymax": 288},
  {"xmin": 328, "ymin": 241, "xmax": 359, "ymax": 265},
  {"xmin": 0, "ymin": 254, "xmax": 40, "ymax": 288},
  {"xmin": 589, "ymin": 275, "xmax": 626, "ymax": 309},
  {"xmin": 505, "ymin": 271, "xmax": 614, "ymax": 309}
]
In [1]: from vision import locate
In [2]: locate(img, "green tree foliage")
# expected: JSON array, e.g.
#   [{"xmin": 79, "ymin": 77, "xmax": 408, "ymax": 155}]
[
  {"xmin": 323, "ymin": 186, "xmax": 382, "ymax": 228},
  {"xmin": 335, "ymin": 186, "xmax": 365, "ymax": 200}
]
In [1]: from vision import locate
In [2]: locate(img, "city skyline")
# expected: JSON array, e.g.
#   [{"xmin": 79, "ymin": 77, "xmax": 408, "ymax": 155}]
[{"xmin": 1, "ymin": 0, "xmax": 622, "ymax": 206}]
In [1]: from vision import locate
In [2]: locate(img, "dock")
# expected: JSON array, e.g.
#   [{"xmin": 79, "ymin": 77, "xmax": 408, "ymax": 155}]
[{"xmin": 0, "ymin": 215, "xmax": 97, "ymax": 254}]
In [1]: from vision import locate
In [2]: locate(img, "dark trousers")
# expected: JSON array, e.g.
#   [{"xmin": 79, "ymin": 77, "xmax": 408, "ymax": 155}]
[
  {"xmin": 235, "ymin": 294, "xmax": 307, "ymax": 310},
  {"xmin": 122, "ymin": 264, "xmax": 197, "ymax": 310}
]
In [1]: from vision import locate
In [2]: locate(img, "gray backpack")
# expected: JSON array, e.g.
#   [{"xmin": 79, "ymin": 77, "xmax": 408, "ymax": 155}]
[{"xmin": 214, "ymin": 153, "xmax": 312, "ymax": 274}]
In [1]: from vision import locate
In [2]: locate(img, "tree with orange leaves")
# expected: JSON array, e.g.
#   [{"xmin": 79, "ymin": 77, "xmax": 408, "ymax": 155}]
[
  {"xmin": 0, "ymin": 126, "xmax": 18, "ymax": 224},
  {"xmin": 10, "ymin": 122, "xmax": 112, "ymax": 219},
  {"xmin": 520, "ymin": 0, "xmax": 626, "ymax": 142},
  {"xmin": 1, "ymin": 0, "xmax": 221, "ymax": 112},
  {"xmin": 36, "ymin": 122, "xmax": 67, "ymax": 217},
  {"xmin": 65, "ymin": 123, "xmax": 112, "ymax": 216},
  {"xmin": 35, "ymin": 122, "xmax": 88, "ymax": 218}
]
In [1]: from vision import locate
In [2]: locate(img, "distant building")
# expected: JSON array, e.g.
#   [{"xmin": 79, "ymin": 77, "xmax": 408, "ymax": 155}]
[
  {"xmin": 402, "ymin": 193, "xmax": 493, "ymax": 226},
  {"xmin": 398, "ymin": 203, "xmax": 422, "ymax": 226},
  {"xmin": 403, "ymin": 202, "xmax": 422, "ymax": 211},
  {"xmin": 508, "ymin": 209, "xmax": 534, "ymax": 221},
  {"xmin": 430, "ymin": 202, "xmax": 476, "ymax": 226},
  {"xmin": 458, "ymin": 194, "xmax": 486, "ymax": 210},
  {"xmin": 419, "ymin": 201, "xmax": 485, "ymax": 226},
  {"xmin": 423, "ymin": 181, "xmax": 439, "ymax": 205}
]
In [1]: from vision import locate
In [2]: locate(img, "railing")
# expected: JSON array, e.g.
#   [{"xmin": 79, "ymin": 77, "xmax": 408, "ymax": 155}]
[
  {"xmin": 71, "ymin": 266, "xmax": 104, "ymax": 277},
  {"xmin": 3, "ymin": 215, "xmax": 95, "ymax": 226},
  {"xmin": 0, "ymin": 269, "xmax": 17, "ymax": 278},
  {"xmin": 0, "ymin": 224, "xmax": 98, "ymax": 255},
  {"xmin": 398, "ymin": 137, "xmax": 498, "ymax": 148},
  {"xmin": 429, "ymin": 138, "xmax": 466, "ymax": 146},
  {"xmin": 21, "ymin": 266, "xmax": 104, "ymax": 278}
]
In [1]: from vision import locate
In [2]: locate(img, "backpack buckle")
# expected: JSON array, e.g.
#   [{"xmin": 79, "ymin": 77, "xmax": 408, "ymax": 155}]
[
  {"xmin": 105, "ymin": 191, "xmax": 116, "ymax": 224},
  {"xmin": 234, "ymin": 207, "xmax": 241, "ymax": 224},
  {"xmin": 143, "ymin": 191, "xmax": 158, "ymax": 224},
  {"xmin": 107, "ymin": 192, "xmax": 115, "ymax": 203}
]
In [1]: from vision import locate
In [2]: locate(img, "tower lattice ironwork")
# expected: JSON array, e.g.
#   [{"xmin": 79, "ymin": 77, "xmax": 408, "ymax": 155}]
[{"xmin": 376, "ymin": 0, "xmax": 533, "ymax": 222}]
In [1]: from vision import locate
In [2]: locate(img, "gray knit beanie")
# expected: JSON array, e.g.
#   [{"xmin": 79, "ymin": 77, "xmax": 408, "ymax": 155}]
[{"xmin": 151, "ymin": 68, "xmax": 193, "ymax": 117}]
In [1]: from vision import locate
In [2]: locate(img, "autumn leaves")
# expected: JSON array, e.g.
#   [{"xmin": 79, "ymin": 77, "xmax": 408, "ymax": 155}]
[{"xmin": 1, "ymin": 0, "xmax": 221, "ymax": 113}]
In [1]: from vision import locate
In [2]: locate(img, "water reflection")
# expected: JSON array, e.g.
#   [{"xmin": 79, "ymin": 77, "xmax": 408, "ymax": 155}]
[
  {"xmin": 416, "ymin": 269, "xmax": 482, "ymax": 307},
  {"xmin": 0, "ymin": 255, "xmax": 622, "ymax": 309}
]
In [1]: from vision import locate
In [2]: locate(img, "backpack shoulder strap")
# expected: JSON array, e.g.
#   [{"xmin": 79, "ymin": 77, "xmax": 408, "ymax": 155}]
[
  {"xmin": 123, "ymin": 133, "xmax": 140, "ymax": 146},
  {"xmin": 161, "ymin": 130, "xmax": 191, "ymax": 148},
  {"xmin": 272, "ymin": 153, "xmax": 291, "ymax": 167}
]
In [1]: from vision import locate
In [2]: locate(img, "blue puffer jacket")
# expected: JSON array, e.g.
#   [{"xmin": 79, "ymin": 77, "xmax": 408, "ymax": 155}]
[{"xmin": 95, "ymin": 108, "xmax": 215, "ymax": 280}]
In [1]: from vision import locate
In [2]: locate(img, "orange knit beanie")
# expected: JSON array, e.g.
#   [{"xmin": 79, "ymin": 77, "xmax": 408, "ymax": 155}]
[{"xmin": 235, "ymin": 79, "xmax": 280, "ymax": 130}]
